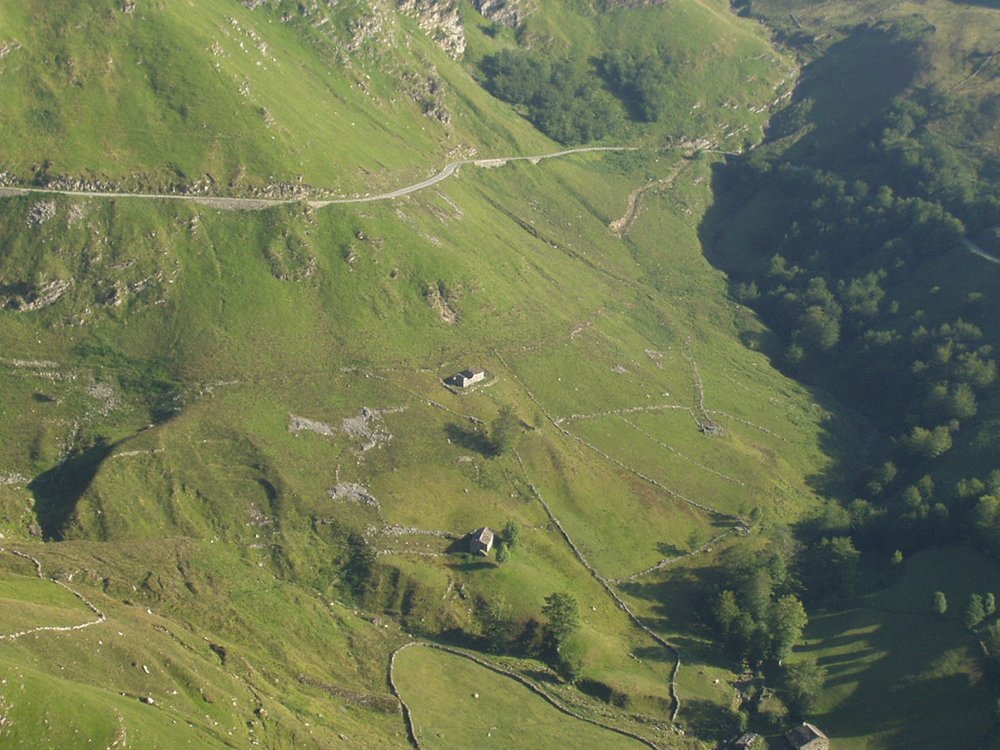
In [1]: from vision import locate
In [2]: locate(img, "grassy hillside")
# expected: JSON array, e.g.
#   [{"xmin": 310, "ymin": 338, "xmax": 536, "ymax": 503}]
[
  {"xmin": 0, "ymin": 0, "xmax": 550, "ymax": 193},
  {"xmin": 0, "ymin": 0, "xmax": 906, "ymax": 748},
  {"xmin": 394, "ymin": 645, "xmax": 654, "ymax": 749},
  {"xmin": 797, "ymin": 548, "xmax": 999, "ymax": 750}
]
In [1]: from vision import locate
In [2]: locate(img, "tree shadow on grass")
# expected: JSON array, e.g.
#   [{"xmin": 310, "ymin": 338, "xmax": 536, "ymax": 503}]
[
  {"xmin": 445, "ymin": 422, "xmax": 494, "ymax": 457},
  {"xmin": 29, "ymin": 439, "xmax": 117, "ymax": 539},
  {"xmin": 656, "ymin": 542, "xmax": 686, "ymax": 558},
  {"xmin": 677, "ymin": 698, "xmax": 742, "ymax": 742},
  {"xmin": 453, "ymin": 559, "xmax": 495, "ymax": 573}
]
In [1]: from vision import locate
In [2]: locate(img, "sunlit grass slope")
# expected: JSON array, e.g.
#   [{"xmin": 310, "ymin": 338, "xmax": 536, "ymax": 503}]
[{"xmin": 0, "ymin": 0, "xmax": 832, "ymax": 747}]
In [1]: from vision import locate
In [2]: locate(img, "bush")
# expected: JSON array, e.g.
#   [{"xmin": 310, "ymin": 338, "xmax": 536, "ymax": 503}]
[
  {"xmin": 932, "ymin": 590, "xmax": 948, "ymax": 616},
  {"xmin": 489, "ymin": 406, "xmax": 519, "ymax": 456}
]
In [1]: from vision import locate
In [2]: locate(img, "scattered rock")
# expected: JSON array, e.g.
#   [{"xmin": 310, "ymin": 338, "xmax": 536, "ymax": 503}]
[
  {"xmin": 474, "ymin": 0, "xmax": 534, "ymax": 28},
  {"xmin": 66, "ymin": 204, "xmax": 87, "ymax": 226},
  {"xmin": 328, "ymin": 484, "xmax": 380, "ymax": 510},
  {"xmin": 26, "ymin": 201, "xmax": 56, "ymax": 227},
  {"xmin": 1, "ymin": 279, "xmax": 72, "ymax": 312},
  {"xmin": 341, "ymin": 407, "xmax": 402, "ymax": 451},
  {"xmin": 0, "ymin": 40, "xmax": 23, "ymax": 59},
  {"xmin": 425, "ymin": 282, "xmax": 458, "ymax": 324},
  {"xmin": 402, "ymin": 68, "xmax": 452, "ymax": 125},
  {"xmin": 288, "ymin": 415, "xmax": 336, "ymax": 438},
  {"xmin": 698, "ymin": 420, "xmax": 725, "ymax": 437},
  {"xmin": 397, "ymin": 0, "xmax": 466, "ymax": 59}
]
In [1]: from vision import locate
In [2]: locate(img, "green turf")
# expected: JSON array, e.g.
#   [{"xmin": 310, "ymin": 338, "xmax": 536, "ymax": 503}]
[
  {"xmin": 797, "ymin": 548, "xmax": 1000, "ymax": 749},
  {"xmin": 394, "ymin": 646, "xmax": 653, "ymax": 750},
  {"xmin": 9, "ymin": 0, "xmax": 989, "ymax": 747}
]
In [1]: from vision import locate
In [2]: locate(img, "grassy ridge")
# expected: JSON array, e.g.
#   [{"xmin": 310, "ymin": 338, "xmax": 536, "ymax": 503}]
[{"xmin": 0, "ymin": 0, "xmax": 548, "ymax": 191}]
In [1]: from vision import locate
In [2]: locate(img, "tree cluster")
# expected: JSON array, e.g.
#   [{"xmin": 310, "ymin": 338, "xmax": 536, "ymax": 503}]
[
  {"xmin": 708, "ymin": 544, "xmax": 807, "ymax": 665},
  {"xmin": 481, "ymin": 47, "xmax": 675, "ymax": 143},
  {"xmin": 718, "ymin": 140, "xmax": 1000, "ymax": 561},
  {"xmin": 600, "ymin": 50, "xmax": 671, "ymax": 123},
  {"xmin": 472, "ymin": 590, "xmax": 583, "ymax": 681},
  {"xmin": 482, "ymin": 50, "xmax": 625, "ymax": 144},
  {"xmin": 494, "ymin": 519, "xmax": 521, "ymax": 564}
]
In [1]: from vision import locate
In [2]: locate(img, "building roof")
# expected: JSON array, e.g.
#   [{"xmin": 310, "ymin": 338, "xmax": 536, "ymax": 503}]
[
  {"xmin": 734, "ymin": 732, "xmax": 761, "ymax": 749},
  {"xmin": 444, "ymin": 368, "xmax": 486, "ymax": 387},
  {"xmin": 785, "ymin": 722, "xmax": 828, "ymax": 748},
  {"xmin": 473, "ymin": 527, "xmax": 494, "ymax": 545}
]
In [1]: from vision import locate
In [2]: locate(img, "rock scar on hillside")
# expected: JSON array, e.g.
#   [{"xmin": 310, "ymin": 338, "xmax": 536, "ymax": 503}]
[
  {"xmin": 609, "ymin": 161, "xmax": 687, "ymax": 237},
  {"xmin": 0, "ymin": 40, "xmax": 22, "ymax": 59},
  {"xmin": 0, "ymin": 279, "xmax": 72, "ymax": 311},
  {"xmin": 425, "ymin": 283, "xmax": 458, "ymax": 324},
  {"xmin": 341, "ymin": 407, "xmax": 404, "ymax": 451},
  {"xmin": 288, "ymin": 415, "xmax": 337, "ymax": 437},
  {"xmin": 328, "ymin": 483, "xmax": 380, "ymax": 510}
]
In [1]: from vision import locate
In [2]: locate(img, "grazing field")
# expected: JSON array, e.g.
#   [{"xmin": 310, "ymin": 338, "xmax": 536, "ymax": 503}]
[
  {"xmin": 393, "ymin": 645, "xmax": 657, "ymax": 750},
  {"xmin": 6, "ymin": 0, "xmax": 1000, "ymax": 746},
  {"xmin": 798, "ymin": 548, "xmax": 1000, "ymax": 750}
]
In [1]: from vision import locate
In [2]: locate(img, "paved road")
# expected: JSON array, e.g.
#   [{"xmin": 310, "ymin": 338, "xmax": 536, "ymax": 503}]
[{"xmin": 0, "ymin": 146, "xmax": 637, "ymax": 212}]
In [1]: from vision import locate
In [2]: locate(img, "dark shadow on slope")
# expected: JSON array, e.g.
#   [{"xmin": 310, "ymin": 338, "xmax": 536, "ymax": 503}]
[
  {"xmin": 765, "ymin": 22, "xmax": 927, "ymax": 171},
  {"xmin": 678, "ymin": 698, "xmax": 743, "ymax": 742},
  {"xmin": 799, "ymin": 603, "xmax": 994, "ymax": 747},
  {"xmin": 29, "ymin": 439, "xmax": 116, "ymax": 539},
  {"xmin": 656, "ymin": 542, "xmax": 686, "ymax": 558},
  {"xmin": 445, "ymin": 422, "xmax": 494, "ymax": 457},
  {"xmin": 696, "ymin": 21, "xmax": 927, "ymax": 502}
]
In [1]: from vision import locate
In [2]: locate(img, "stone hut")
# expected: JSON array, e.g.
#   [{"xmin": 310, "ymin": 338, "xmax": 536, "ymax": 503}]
[
  {"xmin": 469, "ymin": 527, "xmax": 494, "ymax": 556},
  {"xmin": 445, "ymin": 368, "xmax": 486, "ymax": 388},
  {"xmin": 784, "ymin": 722, "xmax": 829, "ymax": 750}
]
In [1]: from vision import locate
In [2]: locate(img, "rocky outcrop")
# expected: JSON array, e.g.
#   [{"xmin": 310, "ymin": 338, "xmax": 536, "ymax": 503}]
[
  {"xmin": 474, "ymin": 0, "xmax": 534, "ymax": 28},
  {"xmin": 0, "ymin": 40, "xmax": 22, "ymax": 59},
  {"xmin": 0, "ymin": 280, "xmax": 72, "ymax": 311},
  {"xmin": 26, "ymin": 200, "xmax": 57, "ymax": 227},
  {"xmin": 402, "ymin": 68, "xmax": 452, "ymax": 125},
  {"xmin": 398, "ymin": 0, "xmax": 466, "ymax": 59}
]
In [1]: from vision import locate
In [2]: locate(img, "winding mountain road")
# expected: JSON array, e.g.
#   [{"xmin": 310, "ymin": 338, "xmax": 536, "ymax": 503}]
[{"xmin": 0, "ymin": 146, "xmax": 637, "ymax": 211}]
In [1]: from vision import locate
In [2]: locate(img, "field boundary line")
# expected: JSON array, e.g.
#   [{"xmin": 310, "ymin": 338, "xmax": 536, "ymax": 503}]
[
  {"xmin": 0, "ymin": 547, "xmax": 107, "ymax": 641},
  {"xmin": 390, "ymin": 641, "xmax": 664, "ymax": 749}
]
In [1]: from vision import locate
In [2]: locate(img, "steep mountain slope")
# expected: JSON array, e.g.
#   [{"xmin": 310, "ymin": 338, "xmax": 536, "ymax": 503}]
[{"xmin": 0, "ymin": 1, "xmax": 853, "ymax": 748}]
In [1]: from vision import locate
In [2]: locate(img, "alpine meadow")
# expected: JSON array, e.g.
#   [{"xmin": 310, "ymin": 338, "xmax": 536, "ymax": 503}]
[{"xmin": 0, "ymin": 1, "xmax": 999, "ymax": 748}]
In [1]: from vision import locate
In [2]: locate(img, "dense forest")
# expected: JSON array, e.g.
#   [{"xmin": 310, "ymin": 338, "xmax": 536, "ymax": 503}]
[{"xmin": 703, "ymin": 14, "xmax": 1000, "ymax": 730}]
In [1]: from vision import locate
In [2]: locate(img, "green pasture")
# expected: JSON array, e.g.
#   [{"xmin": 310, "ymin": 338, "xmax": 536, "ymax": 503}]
[
  {"xmin": 394, "ymin": 646, "xmax": 655, "ymax": 750},
  {"xmin": 800, "ymin": 548, "xmax": 1000, "ymax": 750}
]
